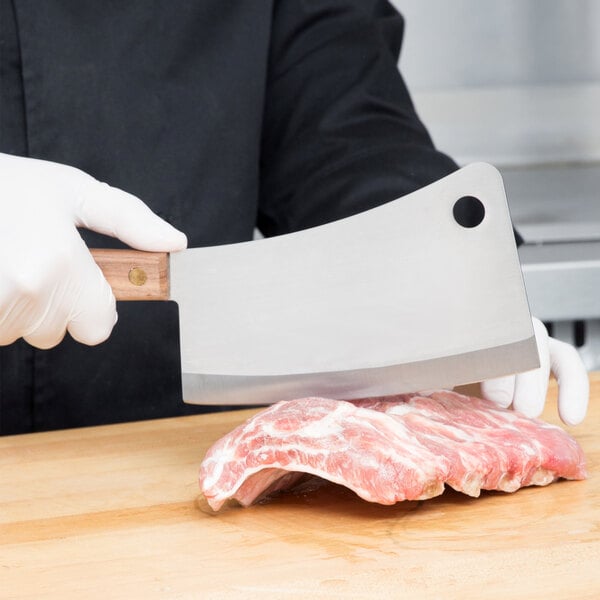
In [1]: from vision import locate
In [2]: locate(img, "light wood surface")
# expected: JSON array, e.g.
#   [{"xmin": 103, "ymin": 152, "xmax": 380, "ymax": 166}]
[
  {"xmin": 91, "ymin": 249, "xmax": 169, "ymax": 300},
  {"xmin": 1, "ymin": 375, "xmax": 599, "ymax": 599}
]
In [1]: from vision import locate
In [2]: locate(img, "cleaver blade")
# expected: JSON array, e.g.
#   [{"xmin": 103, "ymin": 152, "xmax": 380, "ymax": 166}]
[{"xmin": 91, "ymin": 162, "xmax": 539, "ymax": 405}]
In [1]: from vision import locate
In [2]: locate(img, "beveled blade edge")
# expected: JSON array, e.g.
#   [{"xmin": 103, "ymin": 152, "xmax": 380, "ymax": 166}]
[{"xmin": 182, "ymin": 335, "xmax": 539, "ymax": 405}]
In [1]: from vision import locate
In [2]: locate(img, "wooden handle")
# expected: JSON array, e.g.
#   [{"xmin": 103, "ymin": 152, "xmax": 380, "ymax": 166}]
[{"xmin": 90, "ymin": 249, "xmax": 169, "ymax": 301}]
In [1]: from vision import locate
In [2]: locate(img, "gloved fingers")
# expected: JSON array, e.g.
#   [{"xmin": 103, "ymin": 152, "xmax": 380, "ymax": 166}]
[
  {"xmin": 0, "ymin": 253, "xmax": 116, "ymax": 348},
  {"xmin": 0, "ymin": 296, "xmax": 67, "ymax": 349},
  {"xmin": 18, "ymin": 278, "xmax": 70, "ymax": 349},
  {"xmin": 549, "ymin": 337, "xmax": 589, "ymax": 426},
  {"xmin": 75, "ymin": 180, "xmax": 188, "ymax": 252},
  {"xmin": 66, "ymin": 253, "xmax": 118, "ymax": 346},
  {"xmin": 0, "ymin": 291, "xmax": 32, "ymax": 345},
  {"xmin": 0, "ymin": 155, "xmax": 148, "ymax": 349},
  {"xmin": 480, "ymin": 374, "xmax": 516, "ymax": 408},
  {"xmin": 0, "ymin": 262, "xmax": 62, "ymax": 346},
  {"xmin": 512, "ymin": 317, "xmax": 550, "ymax": 418},
  {"xmin": 23, "ymin": 317, "xmax": 68, "ymax": 350},
  {"xmin": 66, "ymin": 284, "xmax": 117, "ymax": 346},
  {"xmin": 511, "ymin": 368, "xmax": 549, "ymax": 418}
]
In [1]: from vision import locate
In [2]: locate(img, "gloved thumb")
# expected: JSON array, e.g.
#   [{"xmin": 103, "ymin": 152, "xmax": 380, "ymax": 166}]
[{"xmin": 74, "ymin": 179, "xmax": 187, "ymax": 252}]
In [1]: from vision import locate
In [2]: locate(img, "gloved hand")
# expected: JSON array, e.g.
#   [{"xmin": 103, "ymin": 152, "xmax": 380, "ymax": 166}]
[
  {"xmin": 481, "ymin": 317, "xmax": 589, "ymax": 426},
  {"xmin": 0, "ymin": 153, "xmax": 187, "ymax": 349}
]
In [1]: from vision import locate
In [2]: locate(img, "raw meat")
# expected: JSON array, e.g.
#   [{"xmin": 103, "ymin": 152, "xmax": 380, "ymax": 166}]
[{"xmin": 199, "ymin": 390, "xmax": 586, "ymax": 511}]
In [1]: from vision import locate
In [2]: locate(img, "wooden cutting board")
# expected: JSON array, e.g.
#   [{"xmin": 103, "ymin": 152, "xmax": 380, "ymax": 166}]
[{"xmin": 1, "ymin": 375, "xmax": 599, "ymax": 599}]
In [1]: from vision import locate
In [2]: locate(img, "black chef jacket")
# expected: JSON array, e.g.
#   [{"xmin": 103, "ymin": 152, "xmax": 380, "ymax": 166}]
[{"xmin": 0, "ymin": 0, "xmax": 460, "ymax": 434}]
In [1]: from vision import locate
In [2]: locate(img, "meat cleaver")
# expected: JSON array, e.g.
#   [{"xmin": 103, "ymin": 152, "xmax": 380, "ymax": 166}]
[{"xmin": 91, "ymin": 162, "xmax": 539, "ymax": 405}]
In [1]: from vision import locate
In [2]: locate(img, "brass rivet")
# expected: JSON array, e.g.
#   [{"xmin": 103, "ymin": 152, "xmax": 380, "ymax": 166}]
[{"xmin": 128, "ymin": 267, "xmax": 148, "ymax": 286}]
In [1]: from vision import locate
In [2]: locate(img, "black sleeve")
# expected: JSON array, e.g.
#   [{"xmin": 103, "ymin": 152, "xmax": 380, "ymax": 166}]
[{"xmin": 257, "ymin": 0, "xmax": 458, "ymax": 236}]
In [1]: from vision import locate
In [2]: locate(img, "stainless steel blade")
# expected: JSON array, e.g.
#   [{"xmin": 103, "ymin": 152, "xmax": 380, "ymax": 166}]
[{"xmin": 170, "ymin": 162, "xmax": 538, "ymax": 404}]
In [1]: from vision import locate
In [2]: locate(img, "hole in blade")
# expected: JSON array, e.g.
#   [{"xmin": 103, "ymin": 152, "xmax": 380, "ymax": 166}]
[{"xmin": 453, "ymin": 196, "xmax": 485, "ymax": 228}]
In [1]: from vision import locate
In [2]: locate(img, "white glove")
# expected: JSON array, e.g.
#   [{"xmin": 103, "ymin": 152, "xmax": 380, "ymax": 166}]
[
  {"xmin": 481, "ymin": 317, "xmax": 589, "ymax": 426},
  {"xmin": 0, "ymin": 153, "xmax": 187, "ymax": 349}
]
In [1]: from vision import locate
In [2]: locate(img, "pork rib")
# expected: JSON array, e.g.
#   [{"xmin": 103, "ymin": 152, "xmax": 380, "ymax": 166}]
[{"xmin": 199, "ymin": 391, "xmax": 586, "ymax": 511}]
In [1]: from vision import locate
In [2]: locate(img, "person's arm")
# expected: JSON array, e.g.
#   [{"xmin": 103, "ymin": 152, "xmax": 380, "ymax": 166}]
[
  {"xmin": 257, "ymin": 0, "xmax": 457, "ymax": 235},
  {"xmin": 0, "ymin": 153, "xmax": 186, "ymax": 349}
]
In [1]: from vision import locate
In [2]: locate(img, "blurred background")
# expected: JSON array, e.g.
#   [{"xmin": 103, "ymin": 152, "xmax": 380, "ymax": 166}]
[{"xmin": 392, "ymin": 0, "xmax": 600, "ymax": 369}]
